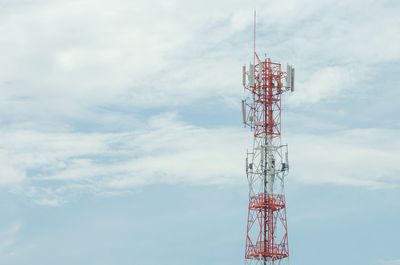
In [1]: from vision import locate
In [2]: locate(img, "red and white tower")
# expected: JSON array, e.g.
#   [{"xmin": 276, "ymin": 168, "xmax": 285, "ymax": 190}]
[{"xmin": 241, "ymin": 13, "xmax": 295, "ymax": 265}]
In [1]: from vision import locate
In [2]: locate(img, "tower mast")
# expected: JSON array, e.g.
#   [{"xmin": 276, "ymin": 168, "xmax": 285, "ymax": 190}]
[{"xmin": 241, "ymin": 14, "xmax": 295, "ymax": 265}]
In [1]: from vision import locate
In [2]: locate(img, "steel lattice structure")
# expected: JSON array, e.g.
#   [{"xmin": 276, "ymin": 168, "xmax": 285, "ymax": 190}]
[{"xmin": 241, "ymin": 22, "xmax": 295, "ymax": 265}]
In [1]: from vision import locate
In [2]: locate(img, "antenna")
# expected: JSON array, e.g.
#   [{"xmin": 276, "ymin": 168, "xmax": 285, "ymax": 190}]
[
  {"xmin": 253, "ymin": 10, "xmax": 256, "ymax": 66},
  {"xmin": 286, "ymin": 65, "xmax": 295, "ymax": 92},
  {"xmin": 241, "ymin": 100, "xmax": 247, "ymax": 126}
]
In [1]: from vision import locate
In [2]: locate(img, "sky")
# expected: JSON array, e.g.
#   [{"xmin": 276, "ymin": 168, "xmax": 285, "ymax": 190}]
[{"xmin": 0, "ymin": 0, "xmax": 399, "ymax": 264}]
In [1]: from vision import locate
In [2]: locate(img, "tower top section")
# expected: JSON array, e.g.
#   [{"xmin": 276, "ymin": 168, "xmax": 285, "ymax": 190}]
[{"xmin": 241, "ymin": 11, "xmax": 295, "ymax": 138}]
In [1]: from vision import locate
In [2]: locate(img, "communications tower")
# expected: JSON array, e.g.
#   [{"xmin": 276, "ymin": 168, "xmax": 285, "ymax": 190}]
[{"xmin": 241, "ymin": 13, "xmax": 295, "ymax": 265}]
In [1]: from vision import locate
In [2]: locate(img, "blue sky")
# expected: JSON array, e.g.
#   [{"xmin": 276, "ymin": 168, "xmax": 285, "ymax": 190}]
[{"xmin": 0, "ymin": 0, "xmax": 399, "ymax": 264}]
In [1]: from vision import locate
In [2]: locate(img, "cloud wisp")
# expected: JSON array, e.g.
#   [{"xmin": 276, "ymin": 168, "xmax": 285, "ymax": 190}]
[
  {"xmin": 0, "ymin": 223, "xmax": 20, "ymax": 259},
  {"xmin": 1, "ymin": 112, "xmax": 399, "ymax": 206},
  {"xmin": 290, "ymin": 128, "xmax": 400, "ymax": 189},
  {"xmin": 3, "ymin": 113, "xmax": 247, "ymax": 204}
]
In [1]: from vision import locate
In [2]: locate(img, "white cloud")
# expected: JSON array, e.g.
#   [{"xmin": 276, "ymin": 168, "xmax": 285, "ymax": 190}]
[
  {"xmin": 2, "ymin": 113, "xmax": 249, "ymax": 204},
  {"xmin": 288, "ymin": 65, "xmax": 369, "ymax": 104},
  {"xmin": 1, "ymin": 111, "xmax": 399, "ymax": 205},
  {"xmin": 0, "ymin": 152, "xmax": 25, "ymax": 187},
  {"xmin": 0, "ymin": 0, "xmax": 397, "ymax": 125},
  {"xmin": 0, "ymin": 0, "xmax": 399, "ymax": 204},
  {"xmin": 289, "ymin": 128, "xmax": 400, "ymax": 188}
]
